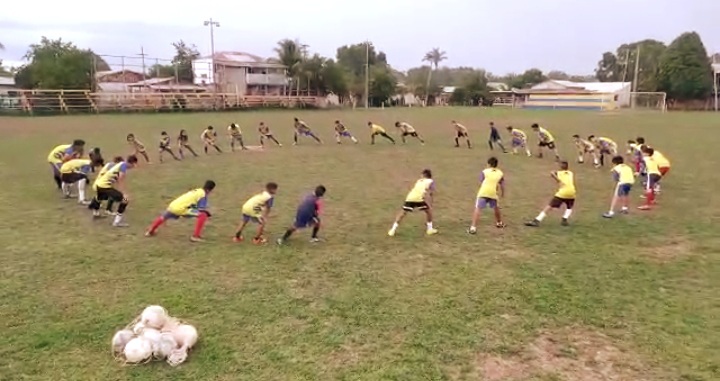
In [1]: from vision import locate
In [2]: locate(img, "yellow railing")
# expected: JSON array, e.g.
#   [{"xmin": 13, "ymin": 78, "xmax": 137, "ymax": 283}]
[{"xmin": 0, "ymin": 90, "xmax": 323, "ymax": 114}]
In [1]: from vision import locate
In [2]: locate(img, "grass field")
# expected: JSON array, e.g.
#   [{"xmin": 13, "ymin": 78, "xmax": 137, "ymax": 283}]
[{"xmin": 1, "ymin": 107, "xmax": 719, "ymax": 380}]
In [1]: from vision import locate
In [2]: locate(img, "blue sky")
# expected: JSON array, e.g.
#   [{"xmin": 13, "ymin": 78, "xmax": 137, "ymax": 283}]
[{"xmin": 1, "ymin": 0, "xmax": 718, "ymax": 74}]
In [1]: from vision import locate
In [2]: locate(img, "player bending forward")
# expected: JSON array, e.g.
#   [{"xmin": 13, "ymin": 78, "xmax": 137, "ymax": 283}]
[
  {"xmin": 177, "ymin": 129, "xmax": 199, "ymax": 159},
  {"xmin": 127, "ymin": 134, "xmax": 151, "ymax": 164},
  {"xmin": 227, "ymin": 123, "xmax": 247, "ymax": 151},
  {"xmin": 637, "ymin": 146, "xmax": 662, "ymax": 211},
  {"xmin": 88, "ymin": 155, "xmax": 139, "ymax": 227},
  {"xmin": 48, "ymin": 139, "xmax": 85, "ymax": 190},
  {"xmin": 235, "ymin": 182, "xmax": 279, "ymax": 244},
  {"xmin": 201, "ymin": 126, "xmax": 223, "ymax": 154},
  {"xmin": 488, "ymin": 122, "xmax": 507, "ymax": 152},
  {"xmin": 277, "ymin": 185, "xmax": 326, "ymax": 245},
  {"xmin": 452, "ymin": 121, "xmax": 472, "ymax": 148},
  {"xmin": 468, "ymin": 157, "xmax": 506, "ymax": 233},
  {"xmin": 368, "ymin": 122, "xmax": 396, "ymax": 145},
  {"xmin": 603, "ymin": 156, "xmax": 635, "ymax": 218},
  {"xmin": 573, "ymin": 134, "xmax": 598, "ymax": 166},
  {"xmin": 531, "ymin": 123, "xmax": 560, "ymax": 161},
  {"xmin": 293, "ymin": 118, "xmax": 323, "ymax": 145},
  {"xmin": 388, "ymin": 169, "xmax": 438, "ymax": 236},
  {"xmin": 506, "ymin": 126, "xmax": 532, "ymax": 156},
  {"xmin": 524, "ymin": 160, "xmax": 576, "ymax": 227},
  {"xmin": 145, "ymin": 180, "xmax": 216, "ymax": 242},
  {"xmin": 334, "ymin": 120, "xmax": 358, "ymax": 144},
  {"xmin": 258, "ymin": 122, "xmax": 282, "ymax": 147},
  {"xmin": 395, "ymin": 121, "xmax": 425, "ymax": 145},
  {"xmin": 159, "ymin": 131, "xmax": 180, "ymax": 162},
  {"xmin": 589, "ymin": 135, "xmax": 617, "ymax": 167},
  {"xmin": 60, "ymin": 155, "xmax": 105, "ymax": 204}
]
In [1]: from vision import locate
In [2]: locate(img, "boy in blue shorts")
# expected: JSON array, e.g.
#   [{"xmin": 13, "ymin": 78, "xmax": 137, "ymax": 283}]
[
  {"xmin": 603, "ymin": 156, "xmax": 634, "ymax": 218},
  {"xmin": 277, "ymin": 185, "xmax": 326, "ymax": 245},
  {"xmin": 145, "ymin": 180, "xmax": 216, "ymax": 242},
  {"xmin": 234, "ymin": 182, "xmax": 279, "ymax": 244}
]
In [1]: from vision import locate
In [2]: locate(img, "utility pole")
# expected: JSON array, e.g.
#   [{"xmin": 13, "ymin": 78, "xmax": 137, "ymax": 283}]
[
  {"xmin": 203, "ymin": 18, "xmax": 220, "ymax": 92},
  {"xmin": 620, "ymin": 49, "xmax": 630, "ymax": 83},
  {"xmin": 365, "ymin": 41, "xmax": 370, "ymax": 109},
  {"xmin": 631, "ymin": 45, "xmax": 641, "ymax": 109},
  {"xmin": 138, "ymin": 46, "xmax": 147, "ymax": 84}
]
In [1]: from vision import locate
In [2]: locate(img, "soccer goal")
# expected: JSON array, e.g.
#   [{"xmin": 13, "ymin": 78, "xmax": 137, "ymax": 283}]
[{"xmin": 628, "ymin": 92, "xmax": 667, "ymax": 112}]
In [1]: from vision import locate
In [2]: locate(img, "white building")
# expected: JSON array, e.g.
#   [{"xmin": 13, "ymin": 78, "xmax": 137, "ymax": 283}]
[
  {"xmin": 192, "ymin": 51, "xmax": 289, "ymax": 96},
  {"xmin": 530, "ymin": 80, "xmax": 632, "ymax": 107}
]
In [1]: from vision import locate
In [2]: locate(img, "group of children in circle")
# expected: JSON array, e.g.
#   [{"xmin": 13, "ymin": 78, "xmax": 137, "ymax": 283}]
[{"xmin": 46, "ymin": 117, "xmax": 671, "ymax": 243}]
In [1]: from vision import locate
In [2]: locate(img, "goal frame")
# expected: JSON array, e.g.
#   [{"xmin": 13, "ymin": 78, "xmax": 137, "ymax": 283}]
[{"xmin": 628, "ymin": 92, "xmax": 667, "ymax": 112}]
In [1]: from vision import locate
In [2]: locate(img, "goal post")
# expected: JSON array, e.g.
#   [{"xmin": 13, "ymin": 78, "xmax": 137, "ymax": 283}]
[{"xmin": 628, "ymin": 92, "xmax": 667, "ymax": 112}]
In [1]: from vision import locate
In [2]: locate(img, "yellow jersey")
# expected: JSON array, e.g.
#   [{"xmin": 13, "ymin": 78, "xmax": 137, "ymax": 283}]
[
  {"xmin": 167, "ymin": 188, "xmax": 209, "ymax": 216},
  {"xmin": 129, "ymin": 140, "xmax": 145, "ymax": 151},
  {"xmin": 537, "ymin": 127, "xmax": 554, "ymax": 143},
  {"xmin": 405, "ymin": 178, "xmax": 434, "ymax": 202},
  {"xmin": 477, "ymin": 168, "xmax": 504, "ymax": 199},
  {"xmin": 575, "ymin": 139, "xmax": 594, "ymax": 151},
  {"xmin": 612, "ymin": 163, "xmax": 635, "ymax": 185},
  {"xmin": 643, "ymin": 156, "xmax": 661, "ymax": 175},
  {"xmin": 370, "ymin": 124, "xmax": 386, "ymax": 134},
  {"xmin": 294, "ymin": 120, "xmax": 310, "ymax": 132},
  {"xmin": 454, "ymin": 123, "xmax": 468, "ymax": 133},
  {"xmin": 510, "ymin": 128, "xmax": 527, "ymax": 141},
  {"xmin": 48, "ymin": 144, "xmax": 73, "ymax": 164},
  {"xmin": 597, "ymin": 137, "xmax": 617, "ymax": 150},
  {"xmin": 242, "ymin": 191, "xmax": 275, "ymax": 217},
  {"xmin": 160, "ymin": 136, "xmax": 171, "ymax": 148},
  {"xmin": 652, "ymin": 150, "xmax": 670, "ymax": 168},
  {"xmin": 397, "ymin": 122, "xmax": 415, "ymax": 133},
  {"xmin": 554, "ymin": 170, "xmax": 576, "ymax": 199},
  {"xmin": 60, "ymin": 159, "xmax": 92, "ymax": 174},
  {"xmin": 228, "ymin": 125, "xmax": 242, "ymax": 136},
  {"xmin": 93, "ymin": 162, "xmax": 128, "ymax": 189},
  {"xmin": 201, "ymin": 129, "xmax": 216, "ymax": 141}
]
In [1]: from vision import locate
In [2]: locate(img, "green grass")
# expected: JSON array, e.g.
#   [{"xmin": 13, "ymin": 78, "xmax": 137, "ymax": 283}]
[{"xmin": 1, "ymin": 107, "xmax": 719, "ymax": 380}]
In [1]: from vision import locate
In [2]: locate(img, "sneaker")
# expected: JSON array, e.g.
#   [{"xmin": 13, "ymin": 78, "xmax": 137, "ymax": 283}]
[
  {"xmin": 387, "ymin": 230, "xmax": 396, "ymax": 237},
  {"xmin": 524, "ymin": 219, "xmax": 540, "ymax": 227},
  {"xmin": 104, "ymin": 210, "xmax": 117, "ymax": 216},
  {"xmin": 144, "ymin": 231, "xmax": 156, "ymax": 237},
  {"xmin": 637, "ymin": 205, "xmax": 652, "ymax": 211},
  {"xmin": 112, "ymin": 222, "xmax": 129, "ymax": 228},
  {"xmin": 233, "ymin": 236, "xmax": 244, "ymax": 243},
  {"xmin": 190, "ymin": 236, "xmax": 204, "ymax": 242},
  {"xmin": 78, "ymin": 200, "xmax": 90, "ymax": 205},
  {"xmin": 620, "ymin": 209, "xmax": 629, "ymax": 215},
  {"xmin": 561, "ymin": 218, "xmax": 569, "ymax": 226},
  {"xmin": 602, "ymin": 212, "xmax": 614, "ymax": 218},
  {"xmin": 309, "ymin": 237, "xmax": 320, "ymax": 243},
  {"xmin": 276, "ymin": 238, "xmax": 285, "ymax": 245},
  {"xmin": 426, "ymin": 228, "xmax": 439, "ymax": 235},
  {"xmin": 253, "ymin": 236, "xmax": 268, "ymax": 245},
  {"xmin": 496, "ymin": 222, "xmax": 506, "ymax": 228},
  {"xmin": 467, "ymin": 227, "xmax": 477, "ymax": 235}
]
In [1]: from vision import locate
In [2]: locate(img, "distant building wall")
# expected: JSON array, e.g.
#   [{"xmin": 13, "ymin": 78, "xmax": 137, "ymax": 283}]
[{"xmin": 523, "ymin": 93, "xmax": 617, "ymax": 111}]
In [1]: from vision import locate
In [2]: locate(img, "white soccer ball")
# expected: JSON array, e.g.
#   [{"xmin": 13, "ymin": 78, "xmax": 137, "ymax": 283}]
[
  {"xmin": 123, "ymin": 337, "xmax": 153, "ymax": 363},
  {"xmin": 111, "ymin": 329, "xmax": 135, "ymax": 354},
  {"xmin": 141, "ymin": 305, "xmax": 168, "ymax": 329}
]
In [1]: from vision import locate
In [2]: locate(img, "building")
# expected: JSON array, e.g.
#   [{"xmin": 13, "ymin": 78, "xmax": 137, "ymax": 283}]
[
  {"xmin": 0, "ymin": 76, "xmax": 16, "ymax": 94},
  {"xmin": 95, "ymin": 70, "xmax": 146, "ymax": 92},
  {"xmin": 522, "ymin": 80, "xmax": 632, "ymax": 110},
  {"xmin": 0, "ymin": 76, "xmax": 19, "ymax": 109},
  {"xmin": 192, "ymin": 51, "xmax": 289, "ymax": 95}
]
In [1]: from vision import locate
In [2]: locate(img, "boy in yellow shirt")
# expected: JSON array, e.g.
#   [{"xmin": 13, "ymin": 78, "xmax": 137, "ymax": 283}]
[
  {"xmin": 525, "ymin": 161, "xmax": 576, "ymax": 227},
  {"xmin": 468, "ymin": 157, "xmax": 506, "ymax": 234},
  {"xmin": 368, "ymin": 122, "xmax": 396, "ymax": 145},
  {"xmin": 388, "ymin": 169, "xmax": 437, "ymax": 236},
  {"xmin": 603, "ymin": 156, "xmax": 635, "ymax": 218}
]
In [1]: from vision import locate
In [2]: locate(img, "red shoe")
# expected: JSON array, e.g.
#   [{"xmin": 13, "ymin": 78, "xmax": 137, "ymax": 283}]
[
  {"xmin": 252, "ymin": 236, "xmax": 268, "ymax": 245},
  {"xmin": 637, "ymin": 205, "xmax": 652, "ymax": 211},
  {"xmin": 233, "ymin": 235, "xmax": 244, "ymax": 243}
]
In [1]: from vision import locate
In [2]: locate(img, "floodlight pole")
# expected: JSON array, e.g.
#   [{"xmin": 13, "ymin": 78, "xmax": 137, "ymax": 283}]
[
  {"xmin": 203, "ymin": 18, "xmax": 220, "ymax": 93},
  {"xmin": 365, "ymin": 41, "xmax": 370, "ymax": 109}
]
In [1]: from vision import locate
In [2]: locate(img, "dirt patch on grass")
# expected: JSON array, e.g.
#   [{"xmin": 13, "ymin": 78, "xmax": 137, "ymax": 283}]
[
  {"xmin": 640, "ymin": 236, "xmax": 694, "ymax": 263},
  {"xmin": 470, "ymin": 328, "xmax": 656, "ymax": 381}
]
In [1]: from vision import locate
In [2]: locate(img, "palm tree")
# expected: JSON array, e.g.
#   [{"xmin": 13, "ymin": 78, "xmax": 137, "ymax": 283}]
[
  {"xmin": 274, "ymin": 39, "xmax": 308, "ymax": 95},
  {"xmin": 422, "ymin": 48, "xmax": 447, "ymax": 103}
]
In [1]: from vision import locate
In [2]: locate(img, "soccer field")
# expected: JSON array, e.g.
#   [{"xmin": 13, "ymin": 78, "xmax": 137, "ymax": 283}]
[{"xmin": 2, "ymin": 107, "xmax": 719, "ymax": 380}]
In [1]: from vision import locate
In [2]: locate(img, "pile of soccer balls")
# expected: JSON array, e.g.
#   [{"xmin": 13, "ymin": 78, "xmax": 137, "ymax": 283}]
[{"xmin": 111, "ymin": 305, "xmax": 198, "ymax": 366}]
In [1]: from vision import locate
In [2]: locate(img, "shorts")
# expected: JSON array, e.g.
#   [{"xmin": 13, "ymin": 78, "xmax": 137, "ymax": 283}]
[
  {"xmin": 162, "ymin": 209, "xmax": 199, "ymax": 219},
  {"xmin": 60, "ymin": 172, "xmax": 88, "ymax": 184},
  {"xmin": 456, "ymin": 131, "xmax": 468, "ymax": 138},
  {"xmin": 298, "ymin": 130, "xmax": 313, "ymax": 136},
  {"xmin": 294, "ymin": 213, "xmax": 319, "ymax": 228},
  {"xmin": 338, "ymin": 131, "xmax": 352, "ymax": 137},
  {"xmin": 262, "ymin": 134, "xmax": 274, "ymax": 138},
  {"xmin": 403, "ymin": 131, "xmax": 418, "ymax": 137},
  {"xmin": 659, "ymin": 167, "xmax": 670, "ymax": 177},
  {"xmin": 203, "ymin": 140, "xmax": 216, "ymax": 145},
  {"xmin": 600, "ymin": 148, "xmax": 614, "ymax": 155},
  {"xmin": 511, "ymin": 138, "xmax": 525, "ymax": 147},
  {"xmin": 476, "ymin": 197, "xmax": 498, "ymax": 209},
  {"xmin": 402, "ymin": 201, "xmax": 429, "ymax": 211},
  {"xmin": 371, "ymin": 131, "xmax": 386, "ymax": 136},
  {"xmin": 539, "ymin": 141, "xmax": 556, "ymax": 149},
  {"xmin": 95, "ymin": 187, "xmax": 125, "ymax": 202},
  {"xmin": 159, "ymin": 144, "xmax": 171, "ymax": 150},
  {"xmin": 616, "ymin": 183, "xmax": 632, "ymax": 196},
  {"xmin": 549, "ymin": 196, "xmax": 575, "ymax": 209},
  {"xmin": 646, "ymin": 174, "xmax": 662, "ymax": 189},
  {"xmin": 231, "ymin": 135, "xmax": 243, "ymax": 141},
  {"xmin": 242, "ymin": 214, "xmax": 262, "ymax": 223}
]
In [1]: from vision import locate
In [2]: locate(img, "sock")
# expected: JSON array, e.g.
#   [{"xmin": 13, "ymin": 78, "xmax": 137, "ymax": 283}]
[
  {"xmin": 193, "ymin": 212, "xmax": 208, "ymax": 238},
  {"xmin": 113, "ymin": 214, "xmax": 123, "ymax": 225},
  {"xmin": 148, "ymin": 216, "xmax": 164, "ymax": 233},
  {"xmin": 390, "ymin": 222, "xmax": 399, "ymax": 231},
  {"xmin": 311, "ymin": 226, "xmax": 319, "ymax": 238},
  {"xmin": 562, "ymin": 209, "xmax": 572, "ymax": 219},
  {"xmin": 235, "ymin": 229, "xmax": 243, "ymax": 239},
  {"xmin": 467, "ymin": 140, "xmax": 472, "ymax": 148},
  {"xmin": 54, "ymin": 175, "xmax": 62, "ymax": 189},
  {"xmin": 454, "ymin": 138, "xmax": 459, "ymax": 146},
  {"xmin": 536, "ymin": 211, "xmax": 547, "ymax": 221},
  {"xmin": 77, "ymin": 179, "xmax": 86, "ymax": 201},
  {"xmin": 61, "ymin": 182, "xmax": 69, "ymax": 195},
  {"xmin": 204, "ymin": 146, "xmax": 208, "ymax": 154},
  {"xmin": 282, "ymin": 229, "xmax": 293, "ymax": 240},
  {"xmin": 351, "ymin": 137, "xmax": 358, "ymax": 143},
  {"xmin": 426, "ymin": 222, "xmax": 433, "ymax": 230},
  {"xmin": 646, "ymin": 189, "xmax": 655, "ymax": 205}
]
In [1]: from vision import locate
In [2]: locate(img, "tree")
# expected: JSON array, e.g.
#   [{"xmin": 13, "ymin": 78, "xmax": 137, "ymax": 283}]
[
  {"xmin": 595, "ymin": 52, "xmax": 620, "ymax": 82},
  {"xmin": 336, "ymin": 42, "xmax": 389, "ymax": 101},
  {"xmin": 369, "ymin": 66, "xmax": 397, "ymax": 106},
  {"xmin": 509, "ymin": 68, "xmax": 546, "ymax": 88},
  {"xmin": 657, "ymin": 32, "xmax": 713, "ymax": 101},
  {"xmin": 422, "ymin": 48, "xmax": 447, "ymax": 99},
  {"xmin": 172, "ymin": 40, "xmax": 199, "ymax": 83},
  {"xmin": 14, "ymin": 37, "xmax": 107, "ymax": 89},
  {"xmin": 595, "ymin": 40, "xmax": 667, "ymax": 91},
  {"xmin": 319, "ymin": 59, "xmax": 350, "ymax": 97},
  {"xmin": 147, "ymin": 64, "xmax": 176, "ymax": 78},
  {"xmin": 462, "ymin": 70, "xmax": 490, "ymax": 104},
  {"xmin": 547, "ymin": 70, "xmax": 570, "ymax": 80}
]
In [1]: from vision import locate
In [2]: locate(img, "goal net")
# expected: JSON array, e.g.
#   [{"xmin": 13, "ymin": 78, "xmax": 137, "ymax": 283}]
[{"xmin": 628, "ymin": 92, "xmax": 667, "ymax": 112}]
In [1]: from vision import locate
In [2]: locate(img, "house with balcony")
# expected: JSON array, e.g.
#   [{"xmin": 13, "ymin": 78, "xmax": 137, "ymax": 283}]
[{"xmin": 192, "ymin": 51, "xmax": 289, "ymax": 96}]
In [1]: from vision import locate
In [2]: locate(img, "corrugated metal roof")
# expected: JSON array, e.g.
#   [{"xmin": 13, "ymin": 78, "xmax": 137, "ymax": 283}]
[
  {"xmin": 127, "ymin": 77, "xmax": 174, "ymax": 86},
  {"xmin": 196, "ymin": 51, "xmax": 286, "ymax": 68},
  {"xmin": 532, "ymin": 80, "xmax": 631, "ymax": 93},
  {"xmin": 442, "ymin": 86, "xmax": 456, "ymax": 93},
  {"xmin": 0, "ymin": 76, "xmax": 15, "ymax": 86}
]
